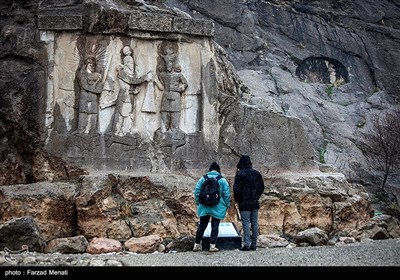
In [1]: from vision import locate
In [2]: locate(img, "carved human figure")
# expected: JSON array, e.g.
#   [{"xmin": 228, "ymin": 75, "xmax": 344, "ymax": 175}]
[
  {"xmin": 77, "ymin": 56, "xmax": 104, "ymax": 134},
  {"xmin": 158, "ymin": 45, "xmax": 188, "ymax": 132},
  {"xmin": 114, "ymin": 46, "xmax": 152, "ymax": 136}
]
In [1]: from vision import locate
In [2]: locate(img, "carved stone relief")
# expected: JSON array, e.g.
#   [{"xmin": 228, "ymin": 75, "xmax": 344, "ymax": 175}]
[
  {"xmin": 37, "ymin": 4, "xmax": 216, "ymax": 172},
  {"xmin": 295, "ymin": 56, "xmax": 349, "ymax": 86},
  {"xmin": 76, "ymin": 48, "xmax": 105, "ymax": 134},
  {"xmin": 156, "ymin": 41, "xmax": 188, "ymax": 133},
  {"xmin": 114, "ymin": 45, "xmax": 152, "ymax": 136},
  {"xmin": 50, "ymin": 34, "xmax": 201, "ymax": 141}
]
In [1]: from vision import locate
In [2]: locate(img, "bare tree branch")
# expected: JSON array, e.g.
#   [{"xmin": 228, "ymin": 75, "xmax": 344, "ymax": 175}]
[{"xmin": 363, "ymin": 111, "xmax": 400, "ymax": 190}]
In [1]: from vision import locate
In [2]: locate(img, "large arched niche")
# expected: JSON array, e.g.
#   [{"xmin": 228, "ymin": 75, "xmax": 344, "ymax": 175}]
[{"xmin": 295, "ymin": 56, "xmax": 349, "ymax": 86}]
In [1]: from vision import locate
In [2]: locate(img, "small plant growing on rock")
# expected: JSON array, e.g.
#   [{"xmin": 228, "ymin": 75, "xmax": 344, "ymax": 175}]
[
  {"xmin": 318, "ymin": 140, "xmax": 328, "ymax": 164},
  {"xmin": 326, "ymin": 84, "xmax": 334, "ymax": 97}
]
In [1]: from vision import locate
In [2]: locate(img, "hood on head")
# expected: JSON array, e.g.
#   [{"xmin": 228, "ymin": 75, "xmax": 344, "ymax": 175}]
[
  {"xmin": 208, "ymin": 161, "xmax": 221, "ymax": 173},
  {"xmin": 237, "ymin": 155, "xmax": 252, "ymax": 170}
]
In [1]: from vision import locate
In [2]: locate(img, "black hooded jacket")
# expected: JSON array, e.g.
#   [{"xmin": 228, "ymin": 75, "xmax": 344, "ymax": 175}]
[{"xmin": 233, "ymin": 155, "xmax": 265, "ymax": 211}]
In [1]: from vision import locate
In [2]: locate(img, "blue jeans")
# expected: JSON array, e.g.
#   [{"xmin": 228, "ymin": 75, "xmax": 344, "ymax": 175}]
[{"xmin": 240, "ymin": 209, "xmax": 259, "ymax": 247}]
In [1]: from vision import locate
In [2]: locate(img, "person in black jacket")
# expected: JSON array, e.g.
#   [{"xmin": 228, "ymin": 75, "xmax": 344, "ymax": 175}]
[{"xmin": 233, "ymin": 155, "xmax": 265, "ymax": 251}]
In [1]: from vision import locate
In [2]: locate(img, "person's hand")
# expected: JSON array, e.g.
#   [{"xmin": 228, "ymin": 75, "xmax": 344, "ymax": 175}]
[
  {"xmin": 116, "ymin": 65, "xmax": 122, "ymax": 74},
  {"xmin": 178, "ymin": 83, "xmax": 186, "ymax": 91}
]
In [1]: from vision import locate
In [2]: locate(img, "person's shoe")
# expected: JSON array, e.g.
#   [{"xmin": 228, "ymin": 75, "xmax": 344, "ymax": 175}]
[
  {"xmin": 209, "ymin": 244, "xmax": 219, "ymax": 252},
  {"xmin": 239, "ymin": 246, "xmax": 251, "ymax": 251},
  {"xmin": 193, "ymin": 243, "xmax": 202, "ymax": 252},
  {"xmin": 250, "ymin": 244, "xmax": 257, "ymax": 251}
]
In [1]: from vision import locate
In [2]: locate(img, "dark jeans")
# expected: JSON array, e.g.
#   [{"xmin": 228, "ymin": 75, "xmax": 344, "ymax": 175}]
[{"xmin": 195, "ymin": 215, "xmax": 220, "ymax": 244}]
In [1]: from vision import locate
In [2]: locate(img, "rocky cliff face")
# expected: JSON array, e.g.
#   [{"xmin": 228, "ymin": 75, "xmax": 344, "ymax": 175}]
[
  {"xmin": 0, "ymin": 172, "xmax": 374, "ymax": 243},
  {"xmin": 2, "ymin": 1, "xmax": 398, "ymax": 186},
  {"xmin": 0, "ymin": 0, "xmax": 86, "ymax": 185},
  {"xmin": 168, "ymin": 0, "xmax": 399, "ymax": 95},
  {"xmin": 0, "ymin": 0, "xmax": 318, "ymax": 183},
  {"xmin": 165, "ymin": 0, "xmax": 400, "ymax": 190},
  {"xmin": 0, "ymin": 0, "xmax": 399, "ymax": 252}
]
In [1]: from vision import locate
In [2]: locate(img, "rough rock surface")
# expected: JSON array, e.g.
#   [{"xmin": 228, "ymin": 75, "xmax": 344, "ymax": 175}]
[
  {"xmin": 166, "ymin": 0, "xmax": 400, "ymax": 193},
  {"xmin": 0, "ymin": 171, "xmax": 383, "ymax": 250},
  {"xmin": 1, "ymin": 1, "xmax": 398, "ymax": 188},
  {"xmin": 0, "ymin": 0, "xmax": 399, "ymax": 262}
]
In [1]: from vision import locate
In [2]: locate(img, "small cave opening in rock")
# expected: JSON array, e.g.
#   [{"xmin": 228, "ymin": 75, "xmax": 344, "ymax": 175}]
[{"xmin": 295, "ymin": 56, "xmax": 349, "ymax": 86}]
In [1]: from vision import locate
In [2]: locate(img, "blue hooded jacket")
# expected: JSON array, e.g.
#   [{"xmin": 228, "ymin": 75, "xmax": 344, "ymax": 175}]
[{"xmin": 194, "ymin": 162, "xmax": 230, "ymax": 219}]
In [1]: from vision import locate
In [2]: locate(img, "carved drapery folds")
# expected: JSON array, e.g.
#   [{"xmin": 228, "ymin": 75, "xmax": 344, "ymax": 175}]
[
  {"xmin": 42, "ymin": 31, "xmax": 207, "ymax": 170},
  {"xmin": 52, "ymin": 36, "xmax": 193, "ymax": 138},
  {"xmin": 157, "ymin": 41, "xmax": 188, "ymax": 133},
  {"xmin": 39, "ymin": 3, "xmax": 213, "ymax": 171},
  {"xmin": 114, "ymin": 45, "xmax": 152, "ymax": 136},
  {"xmin": 75, "ymin": 37, "xmax": 106, "ymax": 134}
]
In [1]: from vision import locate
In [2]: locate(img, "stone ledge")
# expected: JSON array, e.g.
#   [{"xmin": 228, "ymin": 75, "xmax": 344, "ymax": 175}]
[
  {"xmin": 38, "ymin": 15, "xmax": 83, "ymax": 30},
  {"xmin": 129, "ymin": 12, "xmax": 173, "ymax": 32},
  {"xmin": 129, "ymin": 12, "xmax": 214, "ymax": 37},
  {"xmin": 37, "ymin": 9, "xmax": 214, "ymax": 37},
  {"xmin": 173, "ymin": 17, "xmax": 214, "ymax": 37}
]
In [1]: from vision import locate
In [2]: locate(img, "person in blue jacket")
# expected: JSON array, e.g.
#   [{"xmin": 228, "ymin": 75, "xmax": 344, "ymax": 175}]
[{"xmin": 193, "ymin": 161, "xmax": 230, "ymax": 252}]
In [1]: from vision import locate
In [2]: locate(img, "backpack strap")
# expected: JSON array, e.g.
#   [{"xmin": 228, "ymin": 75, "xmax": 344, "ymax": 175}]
[{"xmin": 203, "ymin": 174, "xmax": 222, "ymax": 181}]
